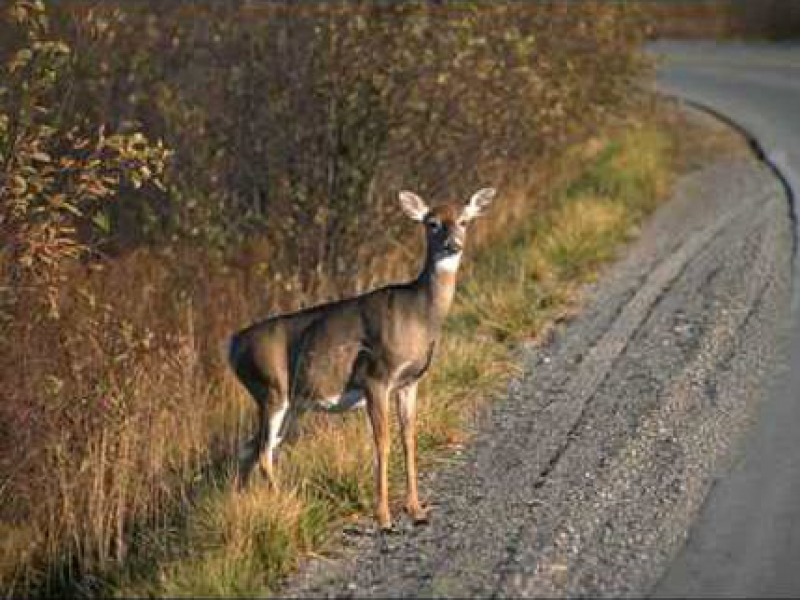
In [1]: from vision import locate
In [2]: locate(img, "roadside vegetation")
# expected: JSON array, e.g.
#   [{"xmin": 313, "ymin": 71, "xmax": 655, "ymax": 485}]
[
  {"xmin": 0, "ymin": 2, "xmax": 692, "ymax": 597},
  {"xmin": 645, "ymin": 0, "xmax": 800, "ymax": 40}
]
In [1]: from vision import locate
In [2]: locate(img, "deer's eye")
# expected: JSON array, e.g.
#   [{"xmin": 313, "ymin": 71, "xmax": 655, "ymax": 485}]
[{"xmin": 427, "ymin": 219, "xmax": 442, "ymax": 232}]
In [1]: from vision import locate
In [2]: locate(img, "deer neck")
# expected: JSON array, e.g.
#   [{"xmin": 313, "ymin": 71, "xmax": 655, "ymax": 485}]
[{"xmin": 417, "ymin": 251, "xmax": 461, "ymax": 324}]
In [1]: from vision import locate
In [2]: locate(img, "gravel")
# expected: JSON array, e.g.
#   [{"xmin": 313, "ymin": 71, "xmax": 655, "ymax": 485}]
[{"xmin": 279, "ymin": 133, "xmax": 793, "ymax": 597}]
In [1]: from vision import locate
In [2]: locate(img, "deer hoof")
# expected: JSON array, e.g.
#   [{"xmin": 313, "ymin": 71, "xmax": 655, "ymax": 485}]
[
  {"xmin": 406, "ymin": 504, "xmax": 430, "ymax": 526},
  {"xmin": 380, "ymin": 523, "xmax": 400, "ymax": 535},
  {"xmin": 412, "ymin": 513, "xmax": 429, "ymax": 526}
]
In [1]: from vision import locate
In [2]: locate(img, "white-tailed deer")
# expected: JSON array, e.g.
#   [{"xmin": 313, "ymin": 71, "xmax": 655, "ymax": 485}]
[{"xmin": 228, "ymin": 187, "xmax": 496, "ymax": 530}]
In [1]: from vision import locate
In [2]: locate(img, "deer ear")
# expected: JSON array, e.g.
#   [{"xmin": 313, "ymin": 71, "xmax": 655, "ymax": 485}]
[
  {"xmin": 462, "ymin": 187, "xmax": 496, "ymax": 221},
  {"xmin": 399, "ymin": 190, "xmax": 429, "ymax": 222}
]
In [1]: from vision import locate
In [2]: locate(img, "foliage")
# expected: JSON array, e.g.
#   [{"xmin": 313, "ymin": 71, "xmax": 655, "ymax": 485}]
[
  {"xmin": 0, "ymin": 1, "xmax": 170, "ymax": 315},
  {"xmin": 38, "ymin": 2, "xmax": 648, "ymax": 275},
  {"xmin": 645, "ymin": 0, "xmax": 800, "ymax": 40}
]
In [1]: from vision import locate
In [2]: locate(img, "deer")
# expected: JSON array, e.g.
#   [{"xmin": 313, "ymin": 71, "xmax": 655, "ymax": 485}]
[{"xmin": 228, "ymin": 187, "xmax": 496, "ymax": 531}]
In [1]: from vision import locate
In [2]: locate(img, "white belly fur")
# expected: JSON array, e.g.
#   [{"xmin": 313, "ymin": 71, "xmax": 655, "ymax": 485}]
[{"xmin": 317, "ymin": 389, "xmax": 365, "ymax": 413}]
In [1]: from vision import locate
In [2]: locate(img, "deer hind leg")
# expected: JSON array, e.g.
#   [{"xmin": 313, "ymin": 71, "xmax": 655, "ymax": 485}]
[
  {"xmin": 237, "ymin": 382, "xmax": 287, "ymax": 491},
  {"xmin": 365, "ymin": 381, "xmax": 392, "ymax": 530},
  {"xmin": 257, "ymin": 394, "xmax": 289, "ymax": 489},
  {"xmin": 396, "ymin": 382, "xmax": 428, "ymax": 524}
]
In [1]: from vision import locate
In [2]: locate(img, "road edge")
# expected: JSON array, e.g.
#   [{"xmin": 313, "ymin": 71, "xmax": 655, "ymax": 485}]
[{"xmin": 650, "ymin": 92, "xmax": 800, "ymax": 596}]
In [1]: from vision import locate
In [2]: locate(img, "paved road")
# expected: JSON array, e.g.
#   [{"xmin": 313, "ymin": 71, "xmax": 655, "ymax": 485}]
[
  {"xmin": 281, "ymin": 105, "xmax": 793, "ymax": 595},
  {"xmin": 652, "ymin": 41, "xmax": 800, "ymax": 597}
]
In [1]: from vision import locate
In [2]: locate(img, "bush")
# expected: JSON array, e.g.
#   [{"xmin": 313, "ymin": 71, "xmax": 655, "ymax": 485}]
[
  {"xmin": 33, "ymin": 1, "xmax": 648, "ymax": 277},
  {"xmin": 0, "ymin": 1, "xmax": 169, "ymax": 315},
  {"xmin": 645, "ymin": 0, "xmax": 800, "ymax": 40}
]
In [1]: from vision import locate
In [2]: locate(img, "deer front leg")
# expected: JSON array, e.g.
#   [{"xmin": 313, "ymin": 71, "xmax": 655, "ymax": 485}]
[
  {"xmin": 396, "ymin": 382, "xmax": 428, "ymax": 524},
  {"xmin": 366, "ymin": 382, "xmax": 392, "ymax": 530}
]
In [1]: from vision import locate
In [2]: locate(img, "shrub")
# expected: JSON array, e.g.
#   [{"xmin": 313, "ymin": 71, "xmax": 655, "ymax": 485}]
[{"xmin": 0, "ymin": 1, "xmax": 170, "ymax": 315}]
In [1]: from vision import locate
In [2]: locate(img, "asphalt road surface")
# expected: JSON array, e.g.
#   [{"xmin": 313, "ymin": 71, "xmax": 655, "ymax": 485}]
[
  {"xmin": 279, "ymin": 44, "xmax": 797, "ymax": 598},
  {"xmin": 653, "ymin": 41, "xmax": 800, "ymax": 598}
]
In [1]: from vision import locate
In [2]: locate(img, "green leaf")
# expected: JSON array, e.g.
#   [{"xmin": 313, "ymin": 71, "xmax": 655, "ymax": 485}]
[
  {"xmin": 59, "ymin": 202, "xmax": 83, "ymax": 217},
  {"xmin": 9, "ymin": 49, "xmax": 33, "ymax": 73},
  {"xmin": 92, "ymin": 211, "xmax": 111, "ymax": 234}
]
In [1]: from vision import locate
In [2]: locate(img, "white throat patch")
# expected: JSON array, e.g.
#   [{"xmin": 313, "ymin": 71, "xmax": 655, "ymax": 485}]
[{"xmin": 435, "ymin": 252, "xmax": 462, "ymax": 273}]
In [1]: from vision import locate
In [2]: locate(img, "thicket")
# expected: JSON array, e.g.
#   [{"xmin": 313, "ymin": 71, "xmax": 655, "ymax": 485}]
[
  {"xmin": 0, "ymin": 1, "xmax": 647, "ymax": 594},
  {"xmin": 646, "ymin": 0, "xmax": 800, "ymax": 40}
]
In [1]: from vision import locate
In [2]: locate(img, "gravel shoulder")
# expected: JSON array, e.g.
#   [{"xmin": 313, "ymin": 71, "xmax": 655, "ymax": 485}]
[{"xmin": 279, "ymin": 111, "xmax": 794, "ymax": 598}]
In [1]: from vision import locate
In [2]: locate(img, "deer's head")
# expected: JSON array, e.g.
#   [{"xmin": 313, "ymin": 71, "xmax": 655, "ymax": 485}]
[{"xmin": 399, "ymin": 187, "xmax": 496, "ymax": 272}]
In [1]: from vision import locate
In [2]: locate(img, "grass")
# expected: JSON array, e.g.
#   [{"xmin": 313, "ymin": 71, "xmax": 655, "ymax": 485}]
[{"xmin": 1, "ymin": 114, "xmax": 687, "ymax": 598}]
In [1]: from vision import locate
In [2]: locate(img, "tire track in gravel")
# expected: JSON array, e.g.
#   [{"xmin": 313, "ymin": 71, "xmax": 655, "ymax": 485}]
[
  {"xmin": 501, "ymin": 194, "xmax": 786, "ymax": 597},
  {"xmin": 525, "ymin": 189, "xmax": 771, "ymax": 491},
  {"xmin": 280, "ymin": 144, "xmax": 793, "ymax": 598}
]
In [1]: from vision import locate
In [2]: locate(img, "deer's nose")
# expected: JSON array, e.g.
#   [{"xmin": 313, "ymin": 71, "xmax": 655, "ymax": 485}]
[{"xmin": 444, "ymin": 238, "xmax": 462, "ymax": 254}]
